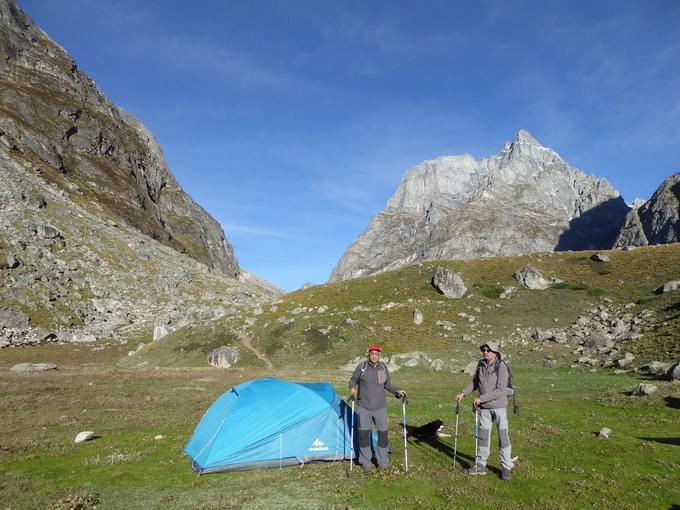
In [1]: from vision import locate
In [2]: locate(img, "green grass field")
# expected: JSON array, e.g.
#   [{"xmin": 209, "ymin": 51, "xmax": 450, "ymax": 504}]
[{"xmin": 0, "ymin": 359, "xmax": 678, "ymax": 509}]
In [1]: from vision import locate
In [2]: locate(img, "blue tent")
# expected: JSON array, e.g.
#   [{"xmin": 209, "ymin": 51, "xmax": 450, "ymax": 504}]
[{"xmin": 185, "ymin": 378, "xmax": 354, "ymax": 473}]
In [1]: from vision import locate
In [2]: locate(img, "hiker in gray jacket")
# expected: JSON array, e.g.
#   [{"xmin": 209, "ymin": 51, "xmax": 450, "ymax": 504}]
[
  {"xmin": 456, "ymin": 341, "xmax": 514, "ymax": 480},
  {"xmin": 348, "ymin": 343, "xmax": 406, "ymax": 473}
]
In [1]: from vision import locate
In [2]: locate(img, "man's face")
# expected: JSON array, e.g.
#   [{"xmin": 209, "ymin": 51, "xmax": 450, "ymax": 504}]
[
  {"xmin": 368, "ymin": 350, "xmax": 381, "ymax": 363},
  {"xmin": 481, "ymin": 346, "xmax": 497, "ymax": 362}
]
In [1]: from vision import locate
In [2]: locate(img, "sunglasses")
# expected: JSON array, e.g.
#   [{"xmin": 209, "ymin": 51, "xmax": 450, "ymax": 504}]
[{"xmin": 480, "ymin": 348, "xmax": 492, "ymax": 353}]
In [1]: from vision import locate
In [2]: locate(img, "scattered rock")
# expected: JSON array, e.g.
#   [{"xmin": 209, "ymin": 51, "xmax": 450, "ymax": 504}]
[
  {"xmin": 637, "ymin": 361, "xmax": 671, "ymax": 378},
  {"xmin": 513, "ymin": 265, "xmax": 553, "ymax": 290},
  {"xmin": 430, "ymin": 359, "xmax": 445, "ymax": 371},
  {"xmin": 543, "ymin": 359, "xmax": 557, "ymax": 369},
  {"xmin": 632, "ymin": 383, "xmax": 657, "ymax": 396},
  {"xmin": 597, "ymin": 427, "xmax": 611, "ymax": 439},
  {"xmin": 655, "ymin": 280, "xmax": 680, "ymax": 294},
  {"xmin": 153, "ymin": 324, "xmax": 175, "ymax": 340},
  {"xmin": 74, "ymin": 431, "xmax": 95, "ymax": 443},
  {"xmin": 0, "ymin": 308, "xmax": 29, "ymax": 332},
  {"xmin": 463, "ymin": 361, "xmax": 478, "ymax": 375},
  {"xmin": 617, "ymin": 352, "xmax": 635, "ymax": 368},
  {"xmin": 207, "ymin": 346, "xmax": 240, "ymax": 368},
  {"xmin": 412, "ymin": 309, "xmax": 423, "ymax": 325},
  {"xmin": 10, "ymin": 362, "xmax": 58, "ymax": 372},
  {"xmin": 590, "ymin": 252, "xmax": 610, "ymax": 262},
  {"xmin": 666, "ymin": 362, "xmax": 680, "ymax": 381},
  {"xmin": 432, "ymin": 267, "xmax": 467, "ymax": 298}
]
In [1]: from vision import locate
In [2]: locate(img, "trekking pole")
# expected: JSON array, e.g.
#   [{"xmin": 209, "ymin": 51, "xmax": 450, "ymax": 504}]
[
  {"xmin": 453, "ymin": 400, "xmax": 460, "ymax": 473},
  {"xmin": 401, "ymin": 394, "xmax": 409, "ymax": 472},
  {"xmin": 472, "ymin": 403, "xmax": 479, "ymax": 468},
  {"xmin": 349, "ymin": 397, "xmax": 355, "ymax": 472}
]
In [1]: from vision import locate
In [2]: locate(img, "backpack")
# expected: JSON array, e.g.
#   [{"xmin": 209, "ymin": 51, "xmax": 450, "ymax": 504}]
[{"xmin": 477, "ymin": 359, "xmax": 519, "ymax": 415}]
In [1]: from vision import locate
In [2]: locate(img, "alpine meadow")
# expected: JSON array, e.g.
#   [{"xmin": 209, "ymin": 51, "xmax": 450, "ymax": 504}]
[{"xmin": 1, "ymin": 1, "xmax": 679, "ymax": 509}]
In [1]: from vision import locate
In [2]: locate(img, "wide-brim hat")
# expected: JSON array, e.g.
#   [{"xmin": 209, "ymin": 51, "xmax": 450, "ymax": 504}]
[{"xmin": 480, "ymin": 341, "xmax": 501, "ymax": 358}]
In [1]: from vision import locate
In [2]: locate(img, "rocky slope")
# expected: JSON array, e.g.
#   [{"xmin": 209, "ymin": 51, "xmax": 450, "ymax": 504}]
[
  {"xmin": 330, "ymin": 130, "xmax": 630, "ymax": 281},
  {"xmin": 615, "ymin": 172, "xmax": 680, "ymax": 248},
  {"xmin": 0, "ymin": 0, "xmax": 238, "ymax": 275},
  {"xmin": 0, "ymin": 0, "xmax": 281, "ymax": 347}
]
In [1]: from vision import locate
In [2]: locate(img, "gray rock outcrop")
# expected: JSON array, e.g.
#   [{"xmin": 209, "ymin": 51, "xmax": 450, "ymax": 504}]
[
  {"xmin": 432, "ymin": 267, "xmax": 467, "ymax": 298},
  {"xmin": 10, "ymin": 362, "xmax": 58, "ymax": 372},
  {"xmin": 330, "ymin": 130, "xmax": 629, "ymax": 281},
  {"xmin": 514, "ymin": 265, "xmax": 553, "ymax": 290},
  {"xmin": 0, "ymin": 0, "xmax": 238, "ymax": 276},
  {"xmin": 0, "ymin": 1, "xmax": 281, "ymax": 348},
  {"xmin": 208, "ymin": 347, "xmax": 240, "ymax": 368},
  {"xmin": 615, "ymin": 172, "xmax": 680, "ymax": 248}
]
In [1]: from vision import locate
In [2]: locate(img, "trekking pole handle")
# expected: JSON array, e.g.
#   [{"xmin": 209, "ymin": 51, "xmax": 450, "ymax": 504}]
[
  {"xmin": 400, "ymin": 394, "xmax": 408, "ymax": 405},
  {"xmin": 455, "ymin": 400, "xmax": 460, "ymax": 414}
]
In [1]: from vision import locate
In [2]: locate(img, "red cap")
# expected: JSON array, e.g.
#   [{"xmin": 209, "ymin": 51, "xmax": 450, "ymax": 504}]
[{"xmin": 367, "ymin": 343, "xmax": 382, "ymax": 352}]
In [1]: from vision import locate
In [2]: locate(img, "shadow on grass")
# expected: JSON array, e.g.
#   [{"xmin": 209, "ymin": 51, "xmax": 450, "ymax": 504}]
[
  {"xmin": 409, "ymin": 436, "xmax": 503, "ymax": 475},
  {"xmin": 665, "ymin": 396, "xmax": 680, "ymax": 409},
  {"xmin": 638, "ymin": 437, "xmax": 680, "ymax": 446}
]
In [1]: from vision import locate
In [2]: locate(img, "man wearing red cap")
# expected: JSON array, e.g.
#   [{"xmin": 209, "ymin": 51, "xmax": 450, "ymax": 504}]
[{"xmin": 348, "ymin": 343, "xmax": 406, "ymax": 473}]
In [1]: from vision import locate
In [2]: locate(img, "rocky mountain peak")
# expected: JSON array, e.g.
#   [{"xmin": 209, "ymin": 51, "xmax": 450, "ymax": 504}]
[
  {"xmin": 516, "ymin": 129, "xmax": 541, "ymax": 146},
  {"xmin": 330, "ymin": 132, "xmax": 629, "ymax": 282}
]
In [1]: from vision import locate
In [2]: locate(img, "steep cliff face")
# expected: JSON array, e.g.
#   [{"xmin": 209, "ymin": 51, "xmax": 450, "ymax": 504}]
[
  {"xmin": 0, "ymin": 0, "xmax": 238, "ymax": 276},
  {"xmin": 330, "ymin": 131, "xmax": 629, "ymax": 281},
  {"xmin": 615, "ymin": 172, "xmax": 680, "ymax": 248}
]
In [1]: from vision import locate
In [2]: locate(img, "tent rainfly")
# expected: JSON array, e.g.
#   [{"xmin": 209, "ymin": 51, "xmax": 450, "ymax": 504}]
[{"xmin": 185, "ymin": 377, "xmax": 354, "ymax": 473}]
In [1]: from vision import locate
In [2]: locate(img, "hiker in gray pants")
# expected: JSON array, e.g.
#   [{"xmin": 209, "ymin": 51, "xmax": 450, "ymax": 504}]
[
  {"xmin": 456, "ymin": 341, "xmax": 514, "ymax": 481},
  {"xmin": 348, "ymin": 343, "xmax": 406, "ymax": 473}
]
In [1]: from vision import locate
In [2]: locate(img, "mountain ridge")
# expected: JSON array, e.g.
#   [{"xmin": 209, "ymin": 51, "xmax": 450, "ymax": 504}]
[{"xmin": 330, "ymin": 130, "xmax": 630, "ymax": 281}]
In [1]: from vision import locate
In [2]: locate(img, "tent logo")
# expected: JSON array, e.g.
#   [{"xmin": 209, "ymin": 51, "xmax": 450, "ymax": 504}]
[{"xmin": 308, "ymin": 439, "xmax": 329, "ymax": 452}]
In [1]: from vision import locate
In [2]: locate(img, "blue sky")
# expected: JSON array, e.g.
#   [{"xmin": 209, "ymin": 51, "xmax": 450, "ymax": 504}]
[{"xmin": 18, "ymin": 0, "xmax": 680, "ymax": 291}]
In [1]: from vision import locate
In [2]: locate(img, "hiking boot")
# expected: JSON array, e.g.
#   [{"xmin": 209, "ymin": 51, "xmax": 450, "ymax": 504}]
[
  {"xmin": 463, "ymin": 464, "xmax": 487, "ymax": 476},
  {"xmin": 501, "ymin": 467, "xmax": 512, "ymax": 481}
]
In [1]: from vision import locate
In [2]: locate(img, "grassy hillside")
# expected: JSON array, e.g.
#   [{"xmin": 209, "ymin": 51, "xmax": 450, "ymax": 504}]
[{"xmin": 133, "ymin": 244, "xmax": 680, "ymax": 371}]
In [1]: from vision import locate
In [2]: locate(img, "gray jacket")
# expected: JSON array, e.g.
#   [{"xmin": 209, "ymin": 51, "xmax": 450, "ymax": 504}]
[
  {"xmin": 462, "ymin": 360, "xmax": 509, "ymax": 409},
  {"xmin": 349, "ymin": 360, "xmax": 400, "ymax": 411}
]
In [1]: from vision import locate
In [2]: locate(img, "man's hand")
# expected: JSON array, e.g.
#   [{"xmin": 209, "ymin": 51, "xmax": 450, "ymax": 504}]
[
  {"xmin": 455, "ymin": 392, "xmax": 465, "ymax": 401},
  {"xmin": 396, "ymin": 390, "xmax": 407, "ymax": 398},
  {"xmin": 473, "ymin": 398, "xmax": 481, "ymax": 407}
]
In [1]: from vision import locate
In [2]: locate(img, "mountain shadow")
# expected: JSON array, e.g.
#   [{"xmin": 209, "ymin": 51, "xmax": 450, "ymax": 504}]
[{"xmin": 556, "ymin": 197, "xmax": 629, "ymax": 251}]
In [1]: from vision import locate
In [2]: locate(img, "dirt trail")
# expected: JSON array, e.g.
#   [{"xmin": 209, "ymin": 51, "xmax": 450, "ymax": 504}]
[{"xmin": 238, "ymin": 328, "xmax": 272, "ymax": 370}]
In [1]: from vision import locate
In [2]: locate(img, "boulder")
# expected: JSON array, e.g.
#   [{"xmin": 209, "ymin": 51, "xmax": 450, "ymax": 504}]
[
  {"xmin": 463, "ymin": 361, "xmax": 478, "ymax": 375},
  {"xmin": 0, "ymin": 308, "xmax": 29, "ymax": 332},
  {"xmin": 637, "ymin": 361, "xmax": 671, "ymax": 378},
  {"xmin": 532, "ymin": 328, "xmax": 554, "ymax": 342},
  {"xmin": 208, "ymin": 346, "xmax": 240, "ymax": 368},
  {"xmin": 514, "ymin": 265, "xmax": 552, "ymax": 290},
  {"xmin": 543, "ymin": 359, "xmax": 557, "ymax": 369},
  {"xmin": 656, "ymin": 281, "xmax": 680, "ymax": 294},
  {"xmin": 597, "ymin": 427, "xmax": 611, "ymax": 439},
  {"xmin": 617, "ymin": 352, "xmax": 635, "ymax": 368},
  {"xmin": 430, "ymin": 359, "xmax": 445, "ymax": 371},
  {"xmin": 74, "ymin": 431, "xmax": 95, "ymax": 443},
  {"xmin": 153, "ymin": 324, "xmax": 175, "ymax": 340},
  {"xmin": 590, "ymin": 252, "xmax": 610, "ymax": 262},
  {"xmin": 432, "ymin": 267, "xmax": 467, "ymax": 298},
  {"xmin": 11, "ymin": 362, "xmax": 58, "ymax": 372},
  {"xmin": 666, "ymin": 362, "xmax": 680, "ymax": 381},
  {"xmin": 632, "ymin": 383, "xmax": 657, "ymax": 396}
]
